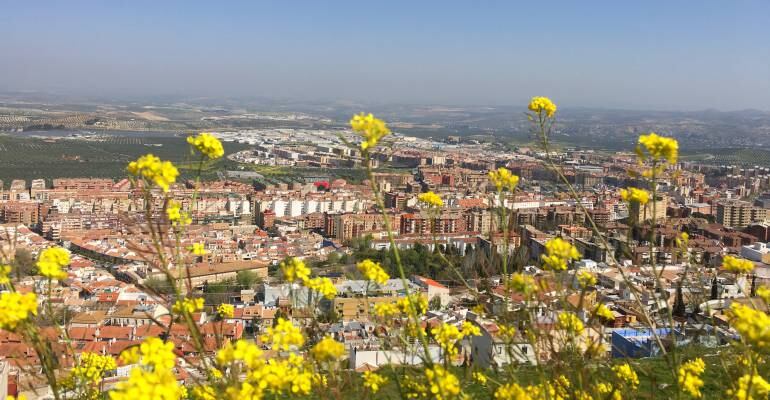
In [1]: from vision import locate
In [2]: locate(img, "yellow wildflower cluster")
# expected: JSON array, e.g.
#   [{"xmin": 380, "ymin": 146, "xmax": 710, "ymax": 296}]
[
  {"xmin": 350, "ymin": 113, "xmax": 390, "ymax": 151},
  {"xmin": 595, "ymin": 303, "xmax": 615, "ymax": 321},
  {"xmin": 357, "ymin": 259, "xmax": 390, "ymax": 285},
  {"xmin": 620, "ymin": 187, "xmax": 650, "ymax": 205},
  {"xmin": 166, "ymin": 200, "xmax": 191, "ymax": 226},
  {"xmin": 472, "ymin": 372, "xmax": 487, "ymax": 385},
  {"xmin": 0, "ymin": 291, "xmax": 37, "ymax": 331},
  {"xmin": 528, "ymin": 96, "xmax": 557, "ymax": 117},
  {"xmin": 172, "ymin": 297, "xmax": 204, "ymax": 315},
  {"xmin": 676, "ymin": 232, "xmax": 690, "ymax": 248},
  {"xmin": 727, "ymin": 373, "xmax": 770, "ymax": 400},
  {"xmin": 0, "ymin": 264, "xmax": 10, "ymax": 284},
  {"xmin": 722, "ymin": 255, "xmax": 754, "ymax": 274},
  {"xmin": 418, "ymin": 191, "xmax": 444, "ymax": 207},
  {"xmin": 127, "ymin": 154, "xmax": 179, "ymax": 192},
  {"xmin": 397, "ymin": 294, "xmax": 428, "ymax": 316},
  {"xmin": 495, "ymin": 375, "xmax": 571, "ymax": 400},
  {"xmin": 216, "ymin": 339, "xmax": 263, "ymax": 369},
  {"xmin": 637, "ymin": 132, "xmax": 679, "ymax": 165},
  {"xmin": 507, "ymin": 273, "xmax": 537, "ymax": 295},
  {"xmin": 541, "ymin": 237, "xmax": 580, "ymax": 271},
  {"xmin": 189, "ymin": 243, "xmax": 208, "ymax": 256},
  {"xmin": 281, "ymin": 257, "xmax": 311, "ymax": 283},
  {"xmin": 612, "ymin": 363, "xmax": 640, "ymax": 389},
  {"xmin": 431, "ymin": 321, "xmax": 481, "ymax": 356},
  {"xmin": 557, "ymin": 312, "xmax": 584, "ymax": 335},
  {"xmin": 219, "ymin": 346, "xmax": 315, "ymax": 398},
  {"xmin": 310, "ymin": 336, "xmax": 345, "ymax": 363},
  {"xmin": 405, "ymin": 365, "xmax": 461, "ymax": 400},
  {"xmin": 576, "ymin": 270, "xmax": 596, "ymax": 288},
  {"xmin": 71, "ymin": 352, "xmax": 117, "ymax": 384},
  {"xmin": 305, "ymin": 277, "xmax": 337, "ymax": 299},
  {"xmin": 730, "ymin": 302, "xmax": 770, "ymax": 351},
  {"xmin": 110, "ymin": 338, "xmax": 183, "ymax": 400},
  {"xmin": 187, "ymin": 132, "xmax": 224, "ymax": 159},
  {"xmin": 363, "ymin": 371, "xmax": 387, "ymax": 393},
  {"xmin": 217, "ymin": 303, "xmax": 234, "ymax": 318},
  {"xmin": 497, "ymin": 324, "xmax": 517, "ymax": 341},
  {"xmin": 678, "ymin": 358, "xmax": 705, "ymax": 398},
  {"xmin": 37, "ymin": 246, "xmax": 70, "ymax": 280},
  {"xmin": 373, "ymin": 301, "xmax": 400, "ymax": 318},
  {"xmin": 758, "ymin": 286, "xmax": 770, "ymax": 304},
  {"xmin": 261, "ymin": 318, "xmax": 305, "ymax": 351},
  {"xmin": 488, "ymin": 167, "xmax": 520, "ymax": 192}
]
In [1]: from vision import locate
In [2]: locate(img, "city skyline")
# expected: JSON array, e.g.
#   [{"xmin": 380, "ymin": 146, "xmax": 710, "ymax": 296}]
[{"xmin": 1, "ymin": 1, "xmax": 769, "ymax": 111}]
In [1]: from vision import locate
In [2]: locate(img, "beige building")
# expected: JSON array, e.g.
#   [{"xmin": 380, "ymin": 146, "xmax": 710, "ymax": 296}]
[
  {"xmin": 630, "ymin": 194, "xmax": 668, "ymax": 223},
  {"xmin": 717, "ymin": 200, "xmax": 768, "ymax": 228}
]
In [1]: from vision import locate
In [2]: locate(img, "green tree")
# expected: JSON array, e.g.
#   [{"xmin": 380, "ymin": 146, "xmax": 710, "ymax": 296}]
[
  {"xmin": 236, "ymin": 270, "xmax": 261, "ymax": 289},
  {"xmin": 12, "ymin": 248, "xmax": 37, "ymax": 278}
]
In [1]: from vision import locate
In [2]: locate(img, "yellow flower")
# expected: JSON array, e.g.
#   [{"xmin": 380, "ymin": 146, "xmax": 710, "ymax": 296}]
[
  {"xmin": 472, "ymin": 372, "xmax": 487, "ymax": 385},
  {"xmin": 373, "ymin": 302, "xmax": 400, "ymax": 318},
  {"xmin": 363, "ymin": 371, "xmax": 387, "ymax": 393},
  {"xmin": 189, "ymin": 243, "xmax": 207, "ymax": 256},
  {"xmin": 595, "ymin": 303, "xmax": 615, "ymax": 321},
  {"xmin": 507, "ymin": 273, "xmax": 537, "ymax": 295},
  {"xmin": 37, "ymin": 246, "xmax": 70, "ymax": 280},
  {"xmin": 727, "ymin": 373, "xmax": 770, "ymax": 400},
  {"xmin": 557, "ymin": 312, "xmax": 584, "ymax": 335},
  {"xmin": 541, "ymin": 237, "xmax": 580, "ymax": 271},
  {"xmin": 730, "ymin": 302, "xmax": 770, "ymax": 351},
  {"xmin": 494, "ymin": 382, "xmax": 530, "ymax": 400},
  {"xmin": 431, "ymin": 324, "xmax": 463, "ymax": 357},
  {"xmin": 424, "ymin": 365, "xmax": 461, "ymax": 400},
  {"xmin": 722, "ymin": 255, "xmax": 754, "ymax": 274},
  {"xmin": 357, "ymin": 259, "xmax": 390, "ymax": 285},
  {"xmin": 166, "ymin": 200, "xmax": 191, "ymax": 226},
  {"xmin": 310, "ymin": 336, "xmax": 345, "ymax": 363},
  {"xmin": 126, "ymin": 154, "xmax": 179, "ymax": 192},
  {"xmin": 217, "ymin": 303, "xmax": 234, "ymax": 318},
  {"xmin": 166, "ymin": 200, "xmax": 182, "ymax": 221},
  {"xmin": 0, "ymin": 264, "xmax": 12, "ymax": 285},
  {"xmin": 306, "ymin": 277, "xmax": 337, "ymax": 299},
  {"xmin": 637, "ymin": 132, "xmax": 678, "ymax": 165},
  {"xmin": 758, "ymin": 286, "xmax": 770, "ymax": 304},
  {"xmin": 71, "ymin": 352, "xmax": 117, "ymax": 384},
  {"xmin": 528, "ymin": 96, "xmax": 557, "ymax": 117},
  {"xmin": 497, "ymin": 324, "xmax": 517, "ymax": 341},
  {"xmin": 350, "ymin": 113, "xmax": 390, "ymax": 151},
  {"xmin": 281, "ymin": 257, "xmax": 310, "ymax": 283},
  {"xmin": 172, "ymin": 298, "xmax": 204, "ymax": 315},
  {"xmin": 0, "ymin": 291, "xmax": 37, "ymax": 331},
  {"xmin": 620, "ymin": 187, "xmax": 650, "ymax": 205},
  {"xmin": 577, "ymin": 270, "xmax": 597, "ymax": 288},
  {"xmin": 108, "ymin": 365, "xmax": 185, "ymax": 400},
  {"xmin": 137, "ymin": 337, "xmax": 176, "ymax": 369},
  {"xmin": 397, "ymin": 294, "xmax": 428, "ymax": 316},
  {"xmin": 678, "ymin": 358, "xmax": 705, "ymax": 398},
  {"xmin": 216, "ymin": 340, "xmax": 263, "ymax": 369},
  {"xmin": 613, "ymin": 363, "xmax": 639, "ymax": 389},
  {"xmin": 109, "ymin": 337, "xmax": 183, "ymax": 400},
  {"xmin": 261, "ymin": 318, "xmax": 305, "ymax": 351},
  {"xmin": 187, "ymin": 132, "xmax": 224, "ymax": 159},
  {"xmin": 488, "ymin": 167, "xmax": 520, "ymax": 192},
  {"xmin": 418, "ymin": 191, "xmax": 444, "ymax": 207},
  {"xmin": 190, "ymin": 385, "xmax": 217, "ymax": 400},
  {"xmin": 676, "ymin": 232, "xmax": 690, "ymax": 248}
]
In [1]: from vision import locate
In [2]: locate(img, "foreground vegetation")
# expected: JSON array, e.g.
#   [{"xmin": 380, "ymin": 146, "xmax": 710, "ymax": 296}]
[{"xmin": 2, "ymin": 98, "xmax": 770, "ymax": 400}]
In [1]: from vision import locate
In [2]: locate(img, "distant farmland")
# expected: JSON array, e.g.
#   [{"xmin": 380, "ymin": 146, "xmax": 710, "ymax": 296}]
[{"xmin": 0, "ymin": 134, "xmax": 252, "ymax": 185}]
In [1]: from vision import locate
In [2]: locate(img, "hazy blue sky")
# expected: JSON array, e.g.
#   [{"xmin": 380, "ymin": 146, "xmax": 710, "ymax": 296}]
[{"xmin": 1, "ymin": 1, "xmax": 769, "ymax": 110}]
